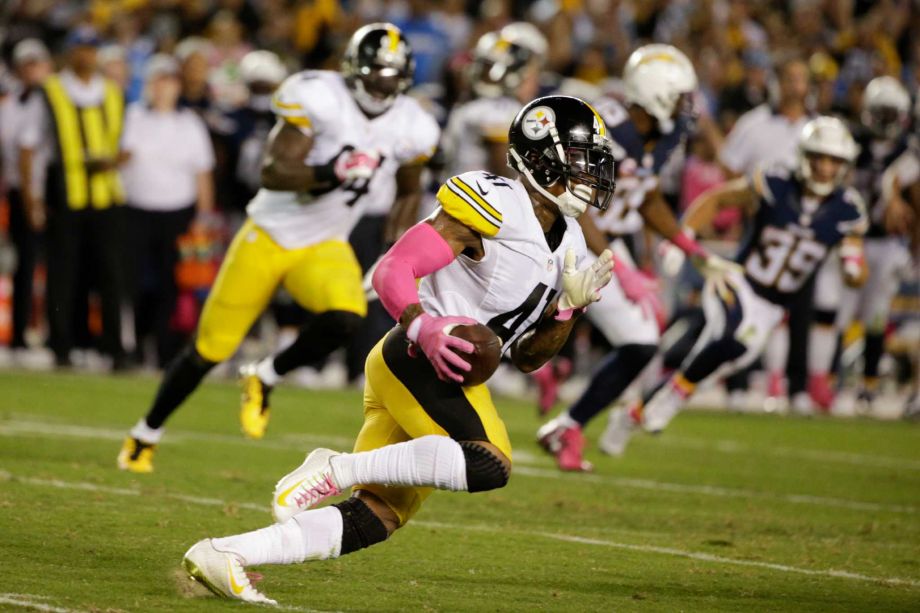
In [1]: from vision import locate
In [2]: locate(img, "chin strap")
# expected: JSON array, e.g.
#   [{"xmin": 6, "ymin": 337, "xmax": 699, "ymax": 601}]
[{"xmin": 508, "ymin": 148, "xmax": 587, "ymax": 217}]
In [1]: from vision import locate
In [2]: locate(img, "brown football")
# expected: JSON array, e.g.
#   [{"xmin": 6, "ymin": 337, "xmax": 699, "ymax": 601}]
[{"xmin": 449, "ymin": 324, "xmax": 502, "ymax": 386}]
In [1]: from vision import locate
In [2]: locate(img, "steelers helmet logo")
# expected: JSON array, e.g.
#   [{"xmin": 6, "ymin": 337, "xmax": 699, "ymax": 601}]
[{"xmin": 523, "ymin": 106, "xmax": 556, "ymax": 140}]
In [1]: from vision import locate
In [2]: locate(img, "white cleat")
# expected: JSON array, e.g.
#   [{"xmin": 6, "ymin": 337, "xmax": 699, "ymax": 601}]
[
  {"xmin": 182, "ymin": 539, "xmax": 277, "ymax": 605},
  {"xmin": 642, "ymin": 386, "xmax": 682, "ymax": 434},
  {"xmin": 598, "ymin": 407, "xmax": 637, "ymax": 456},
  {"xmin": 272, "ymin": 448, "xmax": 343, "ymax": 523}
]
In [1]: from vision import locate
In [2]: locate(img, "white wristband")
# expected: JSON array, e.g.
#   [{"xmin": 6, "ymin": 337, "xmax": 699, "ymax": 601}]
[{"xmin": 406, "ymin": 313, "xmax": 427, "ymax": 342}]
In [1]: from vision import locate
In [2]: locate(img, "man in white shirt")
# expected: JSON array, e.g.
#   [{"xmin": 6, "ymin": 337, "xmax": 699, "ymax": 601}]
[
  {"xmin": 0, "ymin": 39, "xmax": 51, "ymax": 351},
  {"xmin": 120, "ymin": 54, "xmax": 215, "ymax": 367}
]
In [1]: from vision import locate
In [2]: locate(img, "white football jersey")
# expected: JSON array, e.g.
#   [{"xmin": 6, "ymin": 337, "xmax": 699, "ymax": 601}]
[
  {"xmin": 441, "ymin": 96, "xmax": 521, "ymax": 178},
  {"xmin": 247, "ymin": 70, "xmax": 440, "ymax": 249},
  {"xmin": 418, "ymin": 170, "xmax": 588, "ymax": 352},
  {"xmin": 588, "ymin": 97, "xmax": 690, "ymax": 237}
]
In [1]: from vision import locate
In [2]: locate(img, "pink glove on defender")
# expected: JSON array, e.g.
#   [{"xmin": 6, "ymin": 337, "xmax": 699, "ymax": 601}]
[{"xmin": 407, "ymin": 313, "xmax": 478, "ymax": 383}]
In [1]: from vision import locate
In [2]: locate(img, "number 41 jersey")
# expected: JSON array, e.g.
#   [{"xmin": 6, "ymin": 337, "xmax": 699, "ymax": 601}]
[
  {"xmin": 418, "ymin": 170, "xmax": 588, "ymax": 351},
  {"xmin": 738, "ymin": 167, "xmax": 868, "ymax": 305},
  {"xmin": 247, "ymin": 70, "xmax": 440, "ymax": 249}
]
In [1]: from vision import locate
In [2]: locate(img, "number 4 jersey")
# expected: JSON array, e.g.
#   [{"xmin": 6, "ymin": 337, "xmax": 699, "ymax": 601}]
[
  {"xmin": 418, "ymin": 170, "xmax": 589, "ymax": 351},
  {"xmin": 247, "ymin": 70, "xmax": 440, "ymax": 249},
  {"xmin": 738, "ymin": 167, "xmax": 868, "ymax": 305}
]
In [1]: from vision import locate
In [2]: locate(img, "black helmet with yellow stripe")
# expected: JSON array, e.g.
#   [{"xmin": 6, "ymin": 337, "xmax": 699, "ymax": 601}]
[
  {"xmin": 508, "ymin": 95, "xmax": 616, "ymax": 215},
  {"xmin": 342, "ymin": 23, "xmax": 414, "ymax": 116}
]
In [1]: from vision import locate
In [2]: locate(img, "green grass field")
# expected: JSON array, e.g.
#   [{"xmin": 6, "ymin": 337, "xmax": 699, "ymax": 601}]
[{"xmin": 1, "ymin": 370, "xmax": 919, "ymax": 612}]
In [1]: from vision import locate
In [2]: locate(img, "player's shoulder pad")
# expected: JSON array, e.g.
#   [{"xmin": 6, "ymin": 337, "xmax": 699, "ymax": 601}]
[
  {"xmin": 751, "ymin": 164, "xmax": 793, "ymax": 204},
  {"xmin": 436, "ymin": 170, "xmax": 509, "ymax": 237},
  {"xmin": 391, "ymin": 94, "xmax": 440, "ymax": 164},
  {"xmin": 270, "ymin": 70, "xmax": 341, "ymax": 134},
  {"xmin": 837, "ymin": 187, "xmax": 869, "ymax": 235}
]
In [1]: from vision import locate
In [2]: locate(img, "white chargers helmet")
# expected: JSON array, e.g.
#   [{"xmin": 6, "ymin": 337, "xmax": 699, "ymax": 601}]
[
  {"xmin": 499, "ymin": 21, "xmax": 548, "ymax": 59},
  {"xmin": 861, "ymin": 75, "xmax": 910, "ymax": 140},
  {"xmin": 622, "ymin": 44, "xmax": 697, "ymax": 134},
  {"xmin": 797, "ymin": 116, "xmax": 859, "ymax": 196},
  {"xmin": 240, "ymin": 50, "xmax": 287, "ymax": 87}
]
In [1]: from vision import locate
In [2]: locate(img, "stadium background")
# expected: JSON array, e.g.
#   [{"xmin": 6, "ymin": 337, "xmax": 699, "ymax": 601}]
[
  {"xmin": 0, "ymin": 2, "xmax": 918, "ymax": 611},
  {"xmin": 1, "ymin": 0, "xmax": 916, "ymax": 414}
]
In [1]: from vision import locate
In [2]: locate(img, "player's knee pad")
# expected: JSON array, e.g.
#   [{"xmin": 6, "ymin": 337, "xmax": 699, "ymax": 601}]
[
  {"xmin": 813, "ymin": 309, "xmax": 837, "ymax": 327},
  {"xmin": 460, "ymin": 441, "xmax": 509, "ymax": 493},
  {"xmin": 332, "ymin": 497, "xmax": 389, "ymax": 555}
]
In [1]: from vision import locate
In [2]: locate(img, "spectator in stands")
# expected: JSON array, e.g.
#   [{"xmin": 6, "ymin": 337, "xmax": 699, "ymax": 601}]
[
  {"xmin": 20, "ymin": 26, "xmax": 130, "ymax": 370},
  {"xmin": 120, "ymin": 54, "xmax": 215, "ymax": 367},
  {"xmin": 0, "ymin": 39, "xmax": 52, "ymax": 354},
  {"xmin": 175, "ymin": 37, "xmax": 214, "ymax": 114}
]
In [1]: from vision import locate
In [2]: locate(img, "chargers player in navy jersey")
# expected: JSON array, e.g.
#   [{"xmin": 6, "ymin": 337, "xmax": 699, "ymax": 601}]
[
  {"xmin": 537, "ymin": 44, "xmax": 728, "ymax": 471},
  {"xmin": 603, "ymin": 116, "xmax": 868, "ymax": 455},
  {"xmin": 809, "ymin": 76, "xmax": 913, "ymax": 412}
]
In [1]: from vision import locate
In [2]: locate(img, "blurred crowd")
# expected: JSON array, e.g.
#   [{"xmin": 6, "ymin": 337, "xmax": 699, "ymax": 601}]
[{"xmin": 0, "ymin": 0, "xmax": 917, "ymax": 416}]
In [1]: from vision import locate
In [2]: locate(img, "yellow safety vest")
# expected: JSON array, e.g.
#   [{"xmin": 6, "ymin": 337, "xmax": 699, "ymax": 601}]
[{"xmin": 44, "ymin": 74, "xmax": 125, "ymax": 210}]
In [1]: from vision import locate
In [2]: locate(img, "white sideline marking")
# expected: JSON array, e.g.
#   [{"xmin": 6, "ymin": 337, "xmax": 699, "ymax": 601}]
[
  {"xmin": 2, "ymin": 418, "xmax": 915, "ymax": 515},
  {"xmin": 2, "ymin": 470, "xmax": 918, "ymax": 591},
  {"xmin": 660, "ymin": 435, "xmax": 920, "ymax": 472},
  {"xmin": 412, "ymin": 521, "xmax": 920, "ymax": 589},
  {"xmin": 0, "ymin": 594, "xmax": 84, "ymax": 613},
  {"xmin": 512, "ymin": 466, "xmax": 917, "ymax": 515}
]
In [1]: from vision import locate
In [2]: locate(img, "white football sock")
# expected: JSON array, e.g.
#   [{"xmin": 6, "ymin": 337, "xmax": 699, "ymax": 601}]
[
  {"xmin": 330, "ymin": 435, "xmax": 468, "ymax": 491},
  {"xmin": 764, "ymin": 324, "xmax": 789, "ymax": 373},
  {"xmin": 808, "ymin": 324, "xmax": 837, "ymax": 375},
  {"xmin": 256, "ymin": 357, "xmax": 282, "ymax": 387},
  {"xmin": 212, "ymin": 506, "xmax": 343, "ymax": 566},
  {"xmin": 557, "ymin": 412, "xmax": 580, "ymax": 429},
  {"xmin": 132, "ymin": 418, "xmax": 164, "ymax": 444}
]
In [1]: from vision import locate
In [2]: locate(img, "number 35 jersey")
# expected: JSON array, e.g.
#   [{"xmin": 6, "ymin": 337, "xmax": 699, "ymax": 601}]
[
  {"xmin": 418, "ymin": 171, "xmax": 588, "ymax": 352},
  {"xmin": 738, "ymin": 167, "xmax": 868, "ymax": 305},
  {"xmin": 247, "ymin": 70, "xmax": 440, "ymax": 249}
]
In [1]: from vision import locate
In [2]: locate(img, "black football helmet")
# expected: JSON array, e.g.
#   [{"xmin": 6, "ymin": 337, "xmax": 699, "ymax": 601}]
[
  {"xmin": 342, "ymin": 23, "xmax": 414, "ymax": 116},
  {"xmin": 508, "ymin": 95, "xmax": 615, "ymax": 214},
  {"xmin": 469, "ymin": 30, "xmax": 541, "ymax": 99}
]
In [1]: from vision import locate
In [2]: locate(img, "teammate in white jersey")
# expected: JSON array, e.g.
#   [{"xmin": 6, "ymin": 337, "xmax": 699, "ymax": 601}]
[
  {"xmin": 118, "ymin": 23, "xmax": 440, "ymax": 472},
  {"xmin": 441, "ymin": 22, "xmax": 545, "ymax": 178},
  {"xmin": 181, "ymin": 95, "xmax": 616, "ymax": 605}
]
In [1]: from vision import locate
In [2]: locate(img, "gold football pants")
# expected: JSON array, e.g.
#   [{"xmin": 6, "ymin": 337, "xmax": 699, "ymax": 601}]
[{"xmin": 195, "ymin": 219, "xmax": 366, "ymax": 363}]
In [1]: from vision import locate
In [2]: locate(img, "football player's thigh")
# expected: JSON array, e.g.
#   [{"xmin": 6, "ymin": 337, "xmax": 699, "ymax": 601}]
[
  {"xmin": 367, "ymin": 330, "xmax": 513, "ymax": 459},
  {"xmin": 282, "ymin": 239, "xmax": 367, "ymax": 316},
  {"xmin": 732, "ymin": 281, "xmax": 785, "ymax": 361},
  {"xmin": 862, "ymin": 239, "xmax": 909, "ymax": 329},
  {"xmin": 588, "ymin": 276, "xmax": 659, "ymax": 345},
  {"xmin": 196, "ymin": 221, "xmax": 284, "ymax": 362},
  {"xmin": 353, "ymin": 340, "xmax": 432, "ymax": 526}
]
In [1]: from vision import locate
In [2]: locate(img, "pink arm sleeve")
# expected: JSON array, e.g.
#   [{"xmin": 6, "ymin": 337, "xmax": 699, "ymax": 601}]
[{"xmin": 372, "ymin": 222, "xmax": 458, "ymax": 322}]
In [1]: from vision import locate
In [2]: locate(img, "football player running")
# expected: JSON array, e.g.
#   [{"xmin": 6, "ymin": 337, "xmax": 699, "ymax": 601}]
[
  {"xmin": 118, "ymin": 24, "xmax": 440, "ymax": 472},
  {"xmin": 809, "ymin": 76, "xmax": 914, "ymax": 412},
  {"xmin": 441, "ymin": 22, "xmax": 546, "ymax": 178},
  {"xmin": 605, "ymin": 117, "xmax": 868, "ymax": 455},
  {"xmin": 181, "ymin": 95, "xmax": 616, "ymax": 604},
  {"xmin": 537, "ymin": 44, "xmax": 726, "ymax": 471}
]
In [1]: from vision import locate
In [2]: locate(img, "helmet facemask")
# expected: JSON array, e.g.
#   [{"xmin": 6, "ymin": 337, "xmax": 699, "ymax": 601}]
[
  {"xmin": 799, "ymin": 152, "xmax": 849, "ymax": 197},
  {"xmin": 510, "ymin": 121, "xmax": 615, "ymax": 217},
  {"xmin": 342, "ymin": 24, "xmax": 413, "ymax": 116}
]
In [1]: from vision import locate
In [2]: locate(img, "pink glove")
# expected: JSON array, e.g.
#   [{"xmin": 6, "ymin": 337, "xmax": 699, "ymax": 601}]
[
  {"xmin": 407, "ymin": 313, "xmax": 479, "ymax": 383},
  {"xmin": 334, "ymin": 149, "xmax": 380, "ymax": 182},
  {"xmin": 613, "ymin": 255, "xmax": 663, "ymax": 327},
  {"xmin": 612, "ymin": 254, "xmax": 656, "ymax": 304}
]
